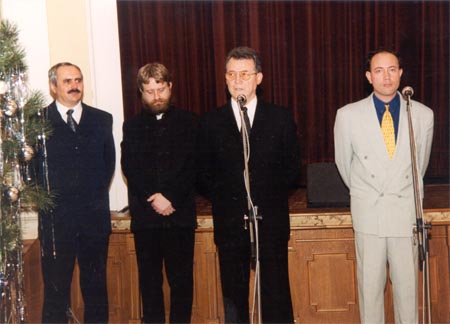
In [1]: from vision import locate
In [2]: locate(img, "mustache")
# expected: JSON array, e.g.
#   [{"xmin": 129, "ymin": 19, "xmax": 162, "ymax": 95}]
[
  {"xmin": 68, "ymin": 89, "xmax": 81, "ymax": 94},
  {"xmin": 152, "ymin": 98, "xmax": 167, "ymax": 104}
]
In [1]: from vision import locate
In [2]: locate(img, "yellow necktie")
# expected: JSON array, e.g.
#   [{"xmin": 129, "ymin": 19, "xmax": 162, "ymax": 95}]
[{"xmin": 381, "ymin": 104, "xmax": 395, "ymax": 159}]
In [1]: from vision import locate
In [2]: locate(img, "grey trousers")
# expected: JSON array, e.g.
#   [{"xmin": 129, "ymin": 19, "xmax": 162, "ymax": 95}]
[{"xmin": 354, "ymin": 231, "xmax": 418, "ymax": 324}]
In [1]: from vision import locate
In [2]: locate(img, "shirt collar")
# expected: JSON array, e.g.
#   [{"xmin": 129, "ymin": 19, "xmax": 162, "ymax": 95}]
[
  {"xmin": 373, "ymin": 92, "xmax": 400, "ymax": 113},
  {"xmin": 231, "ymin": 96, "xmax": 257, "ymax": 129},
  {"xmin": 56, "ymin": 101, "xmax": 83, "ymax": 124}
]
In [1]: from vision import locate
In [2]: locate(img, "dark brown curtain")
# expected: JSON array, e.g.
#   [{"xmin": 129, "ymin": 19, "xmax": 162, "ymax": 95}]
[{"xmin": 117, "ymin": 0, "xmax": 449, "ymax": 184}]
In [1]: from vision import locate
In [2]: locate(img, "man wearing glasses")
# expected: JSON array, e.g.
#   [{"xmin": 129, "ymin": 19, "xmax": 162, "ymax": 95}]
[{"xmin": 197, "ymin": 46, "xmax": 300, "ymax": 323}]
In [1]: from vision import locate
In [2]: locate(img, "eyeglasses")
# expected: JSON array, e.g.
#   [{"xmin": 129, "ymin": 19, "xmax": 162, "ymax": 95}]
[{"xmin": 225, "ymin": 71, "xmax": 258, "ymax": 81}]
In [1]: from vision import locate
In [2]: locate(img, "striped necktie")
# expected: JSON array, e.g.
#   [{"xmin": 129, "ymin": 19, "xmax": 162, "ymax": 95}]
[
  {"xmin": 66, "ymin": 109, "xmax": 77, "ymax": 132},
  {"xmin": 381, "ymin": 104, "xmax": 395, "ymax": 159}
]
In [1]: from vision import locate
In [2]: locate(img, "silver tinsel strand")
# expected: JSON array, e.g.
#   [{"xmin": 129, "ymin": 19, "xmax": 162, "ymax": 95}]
[{"xmin": 0, "ymin": 20, "xmax": 52, "ymax": 324}]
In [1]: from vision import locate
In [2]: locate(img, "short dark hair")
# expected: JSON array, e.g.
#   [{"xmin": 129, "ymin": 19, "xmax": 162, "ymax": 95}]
[
  {"xmin": 48, "ymin": 62, "xmax": 83, "ymax": 85},
  {"xmin": 225, "ymin": 46, "xmax": 262, "ymax": 72},
  {"xmin": 137, "ymin": 62, "xmax": 172, "ymax": 91},
  {"xmin": 365, "ymin": 48, "xmax": 402, "ymax": 71}
]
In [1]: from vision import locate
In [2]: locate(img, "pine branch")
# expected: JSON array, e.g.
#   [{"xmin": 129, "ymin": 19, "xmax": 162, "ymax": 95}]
[{"xmin": 0, "ymin": 21, "xmax": 26, "ymax": 72}]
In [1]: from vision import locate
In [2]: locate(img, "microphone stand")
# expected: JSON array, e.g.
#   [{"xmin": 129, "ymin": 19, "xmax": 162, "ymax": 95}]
[
  {"xmin": 238, "ymin": 100, "xmax": 262, "ymax": 324},
  {"xmin": 404, "ymin": 92, "xmax": 432, "ymax": 324}
]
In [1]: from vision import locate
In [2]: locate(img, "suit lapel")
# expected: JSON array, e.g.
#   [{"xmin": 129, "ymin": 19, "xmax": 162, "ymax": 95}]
[
  {"xmin": 356, "ymin": 96, "xmax": 396, "ymax": 190},
  {"xmin": 364, "ymin": 93, "xmax": 411, "ymax": 192},
  {"xmin": 47, "ymin": 102, "xmax": 82, "ymax": 135},
  {"xmin": 250, "ymin": 101, "xmax": 265, "ymax": 138},
  {"xmin": 394, "ymin": 100, "xmax": 411, "ymax": 164},
  {"xmin": 76, "ymin": 104, "xmax": 96, "ymax": 146},
  {"xmin": 381, "ymin": 99, "xmax": 411, "ymax": 191},
  {"xmin": 78, "ymin": 103, "xmax": 87, "ymax": 129},
  {"xmin": 222, "ymin": 102, "xmax": 242, "ymax": 142},
  {"xmin": 361, "ymin": 96, "xmax": 389, "ymax": 163},
  {"xmin": 78, "ymin": 103, "xmax": 95, "ymax": 133},
  {"xmin": 47, "ymin": 102, "xmax": 65, "ymax": 127}
]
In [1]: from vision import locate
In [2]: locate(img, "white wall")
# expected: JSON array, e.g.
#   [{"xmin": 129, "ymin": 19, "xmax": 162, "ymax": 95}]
[
  {"xmin": 1, "ymin": 0, "xmax": 52, "ymax": 103},
  {"xmin": 85, "ymin": 0, "xmax": 127, "ymax": 211},
  {"xmin": 1, "ymin": 0, "xmax": 128, "ymax": 227}
]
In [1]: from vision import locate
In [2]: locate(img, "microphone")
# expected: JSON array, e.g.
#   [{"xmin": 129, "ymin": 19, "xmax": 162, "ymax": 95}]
[
  {"xmin": 237, "ymin": 94, "xmax": 247, "ymax": 106},
  {"xmin": 402, "ymin": 86, "xmax": 414, "ymax": 98}
]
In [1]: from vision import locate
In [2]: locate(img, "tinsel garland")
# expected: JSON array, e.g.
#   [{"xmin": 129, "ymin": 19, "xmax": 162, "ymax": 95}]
[{"xmin": 0, "ymin": 21, "xmax": 52, "ymax": 323}]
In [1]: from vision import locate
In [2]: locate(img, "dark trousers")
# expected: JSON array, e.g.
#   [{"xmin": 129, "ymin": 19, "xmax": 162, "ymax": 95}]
[
  {"xmin": 134, "ymin": 226, "xmax": 195, "ymax": 324},
  {"xmin": 218, "ymin": 238, "xmax": 294, "ymax": 324},
  {"xmin": 40, "ymin": 232, "xmax": 109, "ymax": 323}
]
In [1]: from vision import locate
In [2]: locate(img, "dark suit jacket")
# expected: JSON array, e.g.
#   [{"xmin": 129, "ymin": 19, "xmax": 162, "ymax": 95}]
[
  {"xmin": 121, "ymin": 106, "xmax": 198, "ymax": 231},
  {"xmin": 38, "ymin": 101, "xmax": 115, "ymax": 240},
  {"xmin": 197, "ymin": 100, "xmax": 300, "ymax": 246}
]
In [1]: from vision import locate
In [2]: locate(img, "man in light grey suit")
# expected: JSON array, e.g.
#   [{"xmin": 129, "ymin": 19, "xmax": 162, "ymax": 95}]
[{"xmin": 334, "ymin": 48, "xmax": 434, "ymax": 323}]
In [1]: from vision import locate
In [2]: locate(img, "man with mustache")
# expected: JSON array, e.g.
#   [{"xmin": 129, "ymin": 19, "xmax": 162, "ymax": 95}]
[
  {"xmin": 38, "ymin": 62, "xmax": 115, "ymax": 323},
  {"xmin": 121, "ymin": 62, "xmax": 198, "ymax": 323}
]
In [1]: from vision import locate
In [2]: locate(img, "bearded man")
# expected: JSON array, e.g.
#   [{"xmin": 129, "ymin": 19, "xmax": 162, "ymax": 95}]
[{"xmin": 121, "ymin": 62, "xmax": 198, "ymax": 323}]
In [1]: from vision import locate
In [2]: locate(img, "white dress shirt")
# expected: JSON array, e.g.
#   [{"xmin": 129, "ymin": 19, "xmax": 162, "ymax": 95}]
[
  {"xmin": 56, "ymin": 101, "xmax": 83, "ymax": 125},
  {"xmin": 231, "ymin": 96, "xmax": 257, "ymax": 131}
]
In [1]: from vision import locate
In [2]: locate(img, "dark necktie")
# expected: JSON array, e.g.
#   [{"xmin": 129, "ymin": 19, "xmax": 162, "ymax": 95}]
[
  {"xmin": 241, "ymin": 106, "xmax": 251, "ymax": 136},
  {"xmin": 66, "ymin": 109, "xmax": 77, "ymax": 132}
]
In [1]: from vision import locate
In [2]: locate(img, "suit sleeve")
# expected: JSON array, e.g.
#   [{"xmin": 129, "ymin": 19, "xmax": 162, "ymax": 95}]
[
  {"xmin": 121, "ymin": 120, "xmax": 150, "ymax": 202},
  {"xmin": 334, "ymin": 108, "xmax": 352, "ymax": 188},
  {"xmin": 196, "ymin": 116, "xmax": 215, "ymax": 199},
  {"xmin": 418, "ymin": 108, "xmax": 434, "ymax": 177},
  {"xmin": 104, "ymin": 113, "xmax": 116, "ymax": 188},
  {"xmin": 282, "ymin": 111, "xmax": 301, "ymax": 187},
  {"xmin": 159, "ymin": 115, "xmax": 198, "ymax": 208}
]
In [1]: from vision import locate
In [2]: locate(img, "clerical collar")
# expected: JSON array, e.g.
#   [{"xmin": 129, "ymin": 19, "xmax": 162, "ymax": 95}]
[{"xmin": 142, "ymin": 105, "xmax": 172, "ymax": 120}]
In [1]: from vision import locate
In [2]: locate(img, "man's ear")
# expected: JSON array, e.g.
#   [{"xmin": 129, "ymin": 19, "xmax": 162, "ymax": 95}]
[
  {"xmin": 49, "ymin": 82, "xmax": 57, "ymax": 99},
  {"xmin": 256, "ymin": 72, "xmax": 263, "ymax": 85},
  {"xmin": 365, "ymin": 71, "xmax": 373, "ymax": 85}
]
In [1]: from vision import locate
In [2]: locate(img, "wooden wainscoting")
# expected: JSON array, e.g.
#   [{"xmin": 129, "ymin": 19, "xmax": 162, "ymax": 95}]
[{"xmin": 24, "ymin": 220, "xmax": 449, "ymax": 323}]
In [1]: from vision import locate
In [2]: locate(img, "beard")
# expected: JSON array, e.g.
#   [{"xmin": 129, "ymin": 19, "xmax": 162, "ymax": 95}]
[{"xmin": 142, "ymin": 97, "xmax": 171, "ymax": 115}]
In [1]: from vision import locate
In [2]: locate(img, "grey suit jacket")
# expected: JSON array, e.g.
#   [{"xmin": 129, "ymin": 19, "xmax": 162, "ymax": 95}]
[{"xmin": 334, "ymin": 92, "xmax": 433, "ymax": 237}]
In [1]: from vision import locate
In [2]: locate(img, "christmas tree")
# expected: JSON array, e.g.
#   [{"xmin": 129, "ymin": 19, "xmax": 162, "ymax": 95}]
[{"xmin": 0, "ymin": 20, "xmax": 52, "ymax": 323}]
